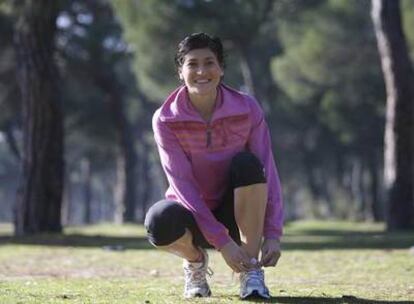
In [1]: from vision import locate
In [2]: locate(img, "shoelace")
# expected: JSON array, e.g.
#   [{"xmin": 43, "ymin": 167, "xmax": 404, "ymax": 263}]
[
  {"xmin": 183, "ymin": 263, "xmax": 214, "ymax": 288},
  {"xmin": 232, "ymin": 258, "xmax": 261, "ymax": 283},
  {"xmin": 240, "ymin": 268, "xmax": 265, "ymax": 286}
]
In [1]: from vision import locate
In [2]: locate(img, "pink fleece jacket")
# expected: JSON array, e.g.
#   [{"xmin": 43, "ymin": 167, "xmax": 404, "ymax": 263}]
[{"xmin": 152, "ymin": 84, "xmax": 283, "ymax": 249}]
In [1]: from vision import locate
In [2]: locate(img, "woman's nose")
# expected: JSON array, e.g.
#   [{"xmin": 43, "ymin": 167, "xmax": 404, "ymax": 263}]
[{"xmin": 196, "ymin": 66, "xmax": 206, "ymax": 75}]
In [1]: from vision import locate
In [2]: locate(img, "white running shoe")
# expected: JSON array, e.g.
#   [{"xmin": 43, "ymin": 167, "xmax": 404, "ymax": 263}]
[
  {"xmin": 183, "ymin": 248, "xmax": 212, "ymax": 298},
  {"xmin": 240, "ymin": 268, "xmax": 270, "ymax": 299}
]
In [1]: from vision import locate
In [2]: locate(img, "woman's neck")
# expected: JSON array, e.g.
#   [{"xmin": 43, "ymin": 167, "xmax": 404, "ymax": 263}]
[{"xmin": 188, "ymin": 89, "xmax": 217, "ymax": 122}]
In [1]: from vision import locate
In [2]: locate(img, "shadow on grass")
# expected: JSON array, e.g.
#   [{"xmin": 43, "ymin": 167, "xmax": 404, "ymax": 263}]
[
  {"xmin": 0, "ymin": 226, "xmax": 413, "ymax": 251},
  {"xmin": 287, "ymin": 228, "xmax": 414, "ymax": 237},
  {"xmin": 282, "ymin": 230, "xmax": 414, "ymax": 251},
  {"xmin": 244, "ymin": 295, "xmax": 414, "ymax": 303},
  {"xmin": 0, "ymin": 234, "xmax": 153, "ymax": 250}
]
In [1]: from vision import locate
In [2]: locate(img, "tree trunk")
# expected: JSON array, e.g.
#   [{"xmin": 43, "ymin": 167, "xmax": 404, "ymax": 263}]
[
  {"xmin": 61, "ymin": 177, "xmax": 71, "ymax": 226},
  {"xmin": 140, "ymin": 138, "xmax": 152, "ymax": 222},
  {"xmin": 105, "ymin": 88, "xmax": 137, "ymax": 223},
  {"xmin": 372, "ymin": 0, "xmax": 414, "ymax": 229},
  {"xmin": 80, "ymin": 158, "xmax": 92, "ymax": 224},
  {"xmin": 351, "ymin": 158, "xmax": 368, "ymax": 220},
  {"xmin": 239, "ymin": 45, "xmax": 277, "ymax": 116},
  {"xmin": 134, "ymin": 95, "xmax": 157, "ymax": 223},
  {"xmin": 239, "ymin": 50, "xmax": 256, "ymax": 96},
  {"xmin": 2, "ymin": 120, "xmax": 21, "ymax": 161},
  {"xmin": 113, "ymin": 153, "xmax": 125, "ymax": 224},
  {"xmin": 368, "ymin": 152, "xmax": 384, "ymax": 221},
  {"xmin": 121, "ymin": 124, "xmax": 137, "ymax": 223},
  {"xmin": 86, "ymin": 1, "xmax": 138, "ymax": 224},
  {"xmin": 14, "ymin": 0, "xmax": 64, "ymax": 235}
]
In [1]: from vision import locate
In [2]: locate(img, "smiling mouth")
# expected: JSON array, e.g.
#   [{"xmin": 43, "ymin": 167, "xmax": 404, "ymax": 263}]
[{"xmin": 194, "ymin": 79, "xmax": 211, "ymax": 84}]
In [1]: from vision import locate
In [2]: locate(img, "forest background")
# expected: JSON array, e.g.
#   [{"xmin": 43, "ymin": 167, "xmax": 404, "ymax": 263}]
[{"xmin": 0, "ymin": 0, "xmax": 413, "ymax": 234}]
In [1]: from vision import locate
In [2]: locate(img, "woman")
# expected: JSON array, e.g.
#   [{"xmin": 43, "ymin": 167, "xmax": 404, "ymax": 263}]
[{"xmin": 145, "ymin": 32, "xmax": 283, "ymax": 299}]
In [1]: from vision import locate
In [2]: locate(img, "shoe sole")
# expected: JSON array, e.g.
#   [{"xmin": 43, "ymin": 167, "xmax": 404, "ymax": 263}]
[
  {"xmin": 241, "ymin": 289, "xmax": 270, "ymax": 300},
  {"xmin": 184, "ymin": 289, "xmax": 212, "ymax": 298}
]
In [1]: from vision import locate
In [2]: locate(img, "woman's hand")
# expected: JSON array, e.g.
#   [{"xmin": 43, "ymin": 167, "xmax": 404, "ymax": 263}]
[
  {"xmin": 259, "ymin": 238, "xmax": 281, "ymax": 267},
  {"xmin": 220, "ymin": 240, "xmax": 252, "ymax": 273}
]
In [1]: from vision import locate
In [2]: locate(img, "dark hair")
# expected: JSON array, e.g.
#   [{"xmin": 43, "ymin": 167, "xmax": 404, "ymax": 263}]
[{"xmin": 174, "ymin": 32, "xmax": 225, "ymax": 69}]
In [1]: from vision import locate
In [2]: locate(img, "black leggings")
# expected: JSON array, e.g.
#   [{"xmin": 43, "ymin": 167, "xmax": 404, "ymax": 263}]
[{"xmin": 144, "ymin": 151, "xmax": 266, "ymax": 248}]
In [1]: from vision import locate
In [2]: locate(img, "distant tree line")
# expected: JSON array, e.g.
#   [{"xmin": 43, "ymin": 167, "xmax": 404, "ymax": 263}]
[{"xmin": 0, "ymin": 0, "xmax": 412, "ymax": 234}]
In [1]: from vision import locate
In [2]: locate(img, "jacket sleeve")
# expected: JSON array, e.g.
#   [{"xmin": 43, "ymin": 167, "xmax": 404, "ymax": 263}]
[
  {"xmin": 246, "ymin": 98, "xmax": 284, "ymax": 240},
  {"xmin": 152, "ymin": 112, "xmax": 232, "ymax": 249}
]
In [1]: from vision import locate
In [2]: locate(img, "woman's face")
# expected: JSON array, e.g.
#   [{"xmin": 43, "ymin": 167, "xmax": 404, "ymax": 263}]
[{"xmin": 179, "ymin": 48, "xmax": 224, "ymax": 97}]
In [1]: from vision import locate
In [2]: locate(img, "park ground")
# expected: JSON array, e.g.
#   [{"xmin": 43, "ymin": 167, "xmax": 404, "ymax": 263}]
[{"xmin": 0, "ymin": 221, "xmax": 413, "ymax": 304}]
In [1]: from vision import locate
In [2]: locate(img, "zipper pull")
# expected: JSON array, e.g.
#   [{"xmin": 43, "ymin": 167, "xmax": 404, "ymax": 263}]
[{"xmin": 206, "ymin": 128, "xmax": 212, "ymax": 148}]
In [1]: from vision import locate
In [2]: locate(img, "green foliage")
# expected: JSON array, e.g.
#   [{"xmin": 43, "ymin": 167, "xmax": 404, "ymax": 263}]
[
  {"xmin": 274, "ymin": 0, "xmax": 384, "ymax": 156},
  {"xmin": 402, "ymin": 0, "xmax": 414, "ymax": 58},
  {"xmin": 0, "ymin": 1, "xmax": 12, "ymax": 15},
  {"xmin": 57, "ymin": 0, "xmax": 141, "ymax": 167},
  {"xmin": 0, "ymin": 8, "xmax": 18, "ymax": 128},
  {"xmin": 112, "ymin": 0, "xmax": 283, "ymax": 100},
  {"xmin": 112, "ymin": 0, "xmax": 184, "ymax": 100}
]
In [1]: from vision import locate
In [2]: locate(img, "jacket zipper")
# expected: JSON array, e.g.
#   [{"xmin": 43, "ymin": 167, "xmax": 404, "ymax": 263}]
[{"xmin": 206, "ymin": 126, "xmax": 212, "ymax": 148}]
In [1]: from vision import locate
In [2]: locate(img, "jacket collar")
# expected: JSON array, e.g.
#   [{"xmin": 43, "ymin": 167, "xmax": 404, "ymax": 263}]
[{"xmin": 158, "ymin": 84, "xmax": 250, "ymax": 123}]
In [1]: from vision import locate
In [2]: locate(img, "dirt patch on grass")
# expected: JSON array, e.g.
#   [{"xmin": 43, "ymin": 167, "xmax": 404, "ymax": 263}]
[{"xmin": 0, "ymin": 249, "xmax": 155, "ymax": 280}]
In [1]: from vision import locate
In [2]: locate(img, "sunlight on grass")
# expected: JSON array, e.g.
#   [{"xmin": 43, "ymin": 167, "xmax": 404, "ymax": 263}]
[
  {"xmin": 0, "ymin": 222, "xmax": 147, "ymax": 237},
  {"xmin": 285, "ymin": 220, "xmax": 386, "ymax": 232},
  {"xmin": 0, "ymin": 223, "xmax": 12, "ymax": 235},
  {"xmin": 65, "ymin": 223, "xmax": 147, "ymax": 237}
]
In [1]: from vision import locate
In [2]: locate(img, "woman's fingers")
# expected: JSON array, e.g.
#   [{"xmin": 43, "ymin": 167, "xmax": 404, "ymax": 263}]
[
  {"xmin": 259, "ymin": 247, "xmax": 271, "ymax": 266},
  {"xmin": 229, "ymin": 261, "xmax": 244, "ymax": 273},
  {"xmin": 224, "ymin": 255, "xmax": 249, "ymax": 273},
  {"xmin": 260, "ymin": 250, "xmax": 281, "ymax": 267},
  {"xmin": 274, "ymin": 251, "xmax": 281, "ymax": 264},
  {"xmin": 220, "ymin": 241, "xmax": 259, "ymax": 272},
  {"xmin": 238, "ymin": 261, "xmax": 250, "ymax": 272},
  {"xmin": 233, "ymin": 254, "xmax": 253, "ymax": 272},
  {"xmin": 259, "ymin": 252, "xmax": 271, "ymax": 267},
  {"xmin": 229, "ymin": 263, "xmax": 239, "ymax": 273},
  {"xmin": 270, "ymin": 253, "xmax": 281, "ymax": 266},
  {"xmin": 266, "ymin": 255, "xmax": 277, "ymax": 267},
  {"xmin": 233, "ymin": 256, "xmax": 250, "ymax": 272}
]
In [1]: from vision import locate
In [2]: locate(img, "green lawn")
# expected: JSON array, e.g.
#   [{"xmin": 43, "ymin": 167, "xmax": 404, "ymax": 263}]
[{"xmin": 0, "ymin": 221, "xmax": 413, "ymax": 303}]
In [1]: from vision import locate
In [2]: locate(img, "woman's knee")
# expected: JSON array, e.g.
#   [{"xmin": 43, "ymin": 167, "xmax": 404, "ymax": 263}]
[
  {"xmin": 144, "ymin": 200, "xmax": 191, "ymax": 247},
  {"xmin": 230, "ymin": 151, "xmax": 266, "ymax": 188}
]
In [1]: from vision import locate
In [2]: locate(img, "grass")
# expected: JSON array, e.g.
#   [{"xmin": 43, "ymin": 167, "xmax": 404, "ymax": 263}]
[{"xmin": 0, "ymin": 221, "xmax": 413, "ymax": 303}]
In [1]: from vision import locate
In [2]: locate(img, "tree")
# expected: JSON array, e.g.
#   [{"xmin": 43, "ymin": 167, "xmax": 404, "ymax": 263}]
[
  {"xmin": 274, "ymin": 0, "xmax": 385, "ymax": 220},
  {"xmin": 57, "ymin": 0, "xmax": 156, "ymax": 223},
  {"xmin": 0, "ymin": 5, "xmax": 21, "ymax": 161},
  {"xmin": 14, "ymin": 0, "xmax": 64, "ymax": 234},
  {"xmin": 372, "ymin": 0, "xmax": 414, "ymax": 229},
  {"xmin": 80, "ymin": 1, "xmax": 137, "ymax": 223}
]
